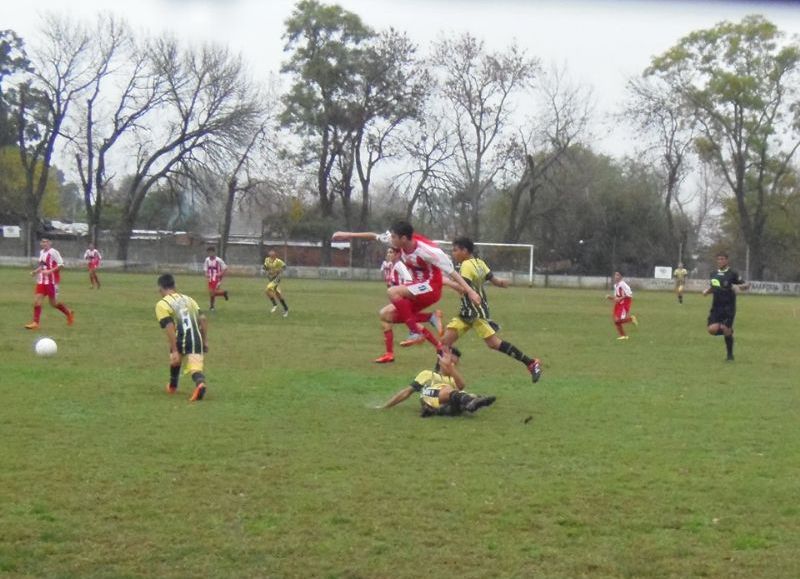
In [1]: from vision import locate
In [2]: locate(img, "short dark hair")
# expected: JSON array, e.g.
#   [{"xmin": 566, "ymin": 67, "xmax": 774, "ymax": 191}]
[
  {"xmin": 390, "ymin": 220, "xmax": 414, "ymax": 239},
  {"xmin": 158, "ymin": 273, "xmax": 176, "ymax": 290},
  {"xmin": 452, "ymin": 236, "xmax": 474, "ymax": 254},
  {"xmin": 207, "ymin": 246, "xmax": 216, "ymax": 252},
  {"xmin": 716, "ymin": 251, "xmax": 729, "ymax": 258}
]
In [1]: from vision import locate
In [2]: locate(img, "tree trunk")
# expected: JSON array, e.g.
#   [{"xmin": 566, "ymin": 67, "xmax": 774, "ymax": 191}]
[{"xmin": 219, "ymin": 179, "xmax": 236, "ymax": 261}]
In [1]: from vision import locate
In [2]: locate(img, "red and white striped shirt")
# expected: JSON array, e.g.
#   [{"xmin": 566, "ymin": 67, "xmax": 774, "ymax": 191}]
[
  {"xmin": 83, "ymin": 248, "xmax": 102, "ymax": 268},
  {"xmin": 399, "ymin": 234, "xmax": 454, "ymax": 290},
  {"xmin": 382, "ymin": 259, "xmax": 412, "ymax": 287},
  {"xmin": 203, "ymin": 256, "xmax": 227, "ymax": 282},
  {"xmin": 614, "ymin": 280, "xmax": 632, "ymax": 306},
  {"xmin": 37, "ymin": 248, "xmax": 63, "ymax": 285}
]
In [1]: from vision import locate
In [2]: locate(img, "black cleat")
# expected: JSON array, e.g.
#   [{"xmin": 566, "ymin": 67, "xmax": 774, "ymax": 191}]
[
  {"xmin": 465, "ymin": 395, "xmax": 496, "ymax": 413},
  {"xmin": 726, "ymin": 355, "xmax": 734, "ymax": 362},
  {"xmin": 528, "ymin": 359, "xmax": 543, "ymax": 383},
  {"xmin": 223, "ymin": 291, "xmax": 229, "ymax": 301}
]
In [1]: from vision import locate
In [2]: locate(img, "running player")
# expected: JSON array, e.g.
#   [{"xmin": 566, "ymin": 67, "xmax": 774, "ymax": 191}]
[
  {"xmin": 703, "ymin": 252, "xmax": 749, "ymax": 361},
  {"xmin": 606, "ymin": 271, "xmax": 638, "ymax": 340},
  {"xmin": 263, "ymin": 250, "xmax": 289, "ymax": 317},
  {"xmin": 25, "ymin": 237, "xmax": 74, "ymax": 330},
  {"xmin": 333, "ymin": 221, "xmax": 480, "ymax": 354},
  {"xmin": 203, "ymin": 246, "xmax": 229, "ymax": 311},
  {"xmin": 83, "ymin": 243, "xmax": 102, "ymax": 289},
  {"xmin": 381, "ymin": 349, "xmax": 496, "ymax": 417},
  {"xmin": 674, "ymin": 262, "xmax": 688, "ymax": 304},
  {"xmin": 441, "ymin": 237, "xmax": 542, "ymax": 382},
  {"xmin": 155, "ymin": 273, "xmax": 209, "ymax": 401}
]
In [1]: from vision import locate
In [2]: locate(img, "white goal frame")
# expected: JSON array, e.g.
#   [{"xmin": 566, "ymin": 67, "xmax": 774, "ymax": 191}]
[{"xmin": 435, "ymin": 240, "xmax": 535, "ymax": 287}]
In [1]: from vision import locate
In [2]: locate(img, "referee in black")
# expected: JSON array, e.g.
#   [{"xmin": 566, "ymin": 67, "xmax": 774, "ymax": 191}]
[{"xmin": 703, "ymin": 252, "xmax": 750, "ymax": 361}]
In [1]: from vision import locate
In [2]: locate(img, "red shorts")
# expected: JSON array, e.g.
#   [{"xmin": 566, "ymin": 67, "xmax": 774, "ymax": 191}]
[
  {"xmin": 35, "ymin": 283, "xmax": 57, "ymax": 299},
  {"xmin": 208, "ymin": 280, "xmax": 221, "ymax": 291},
  {"xmin": 88, "ymin": 263, "xmax": 99, "ymax": 271},
  {"xmin": 613, "ymin": 302, "xmax": 631, "ymax": 321},
  {"xmin": 405, "ymin": 281, "xmax": 442, "ymax": 313}
]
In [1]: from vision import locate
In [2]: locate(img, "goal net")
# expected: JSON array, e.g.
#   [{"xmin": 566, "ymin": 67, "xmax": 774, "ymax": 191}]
[{"xmin": 434, "ymin": 240, "xmax": 535, "ymax": 286}]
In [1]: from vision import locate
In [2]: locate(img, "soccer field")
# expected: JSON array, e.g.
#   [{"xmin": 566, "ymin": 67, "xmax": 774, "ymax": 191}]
[{"xmin": 1, "ymin": 268, "xmax": 799, "ymax": 578}]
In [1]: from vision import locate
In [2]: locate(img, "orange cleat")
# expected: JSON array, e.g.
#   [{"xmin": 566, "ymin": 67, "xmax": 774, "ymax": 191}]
[
  {"xmin": 432, "ymin": 309, "xmax": 444, "ymax": 338},
  {"xmin": 528, "ymin": 358, "xmax": 543, "ymax": 383},
  {"xmin": 66, "ymin": 310, "xmax": 75, "ymax": 326},
  {"xmin": 189, "ymin": 383, "xmax": 206, "ymax": 401},
  {"xmin": 24, "ymin": 321, "xmax": 40, "ymax": 330},
  {"xmin": 373, "ymin": 353, "xmax": 395, "ymax": 364}
]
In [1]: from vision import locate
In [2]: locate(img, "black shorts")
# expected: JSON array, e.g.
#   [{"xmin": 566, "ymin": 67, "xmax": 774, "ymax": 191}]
[{"xmin": 708, "ymin": 306, "xmax": 735, "ymax": 328}]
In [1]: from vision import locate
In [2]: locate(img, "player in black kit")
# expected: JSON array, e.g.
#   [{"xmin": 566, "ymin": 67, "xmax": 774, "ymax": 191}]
[{"xmin": 702, "ymin": 252, "xmax": 750, "ymax": 361}]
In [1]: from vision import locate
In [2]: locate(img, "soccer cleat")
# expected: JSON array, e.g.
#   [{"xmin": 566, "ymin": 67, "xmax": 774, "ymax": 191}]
[
  {"xmin": 209, "ymin": 306, "xmax": 215, "ymax": 312},
  {"xmin": 24, "ymin": 321, "xmax": 40, "ymax": 330},
  {"xmin": 528, "ymin": 359, "xmax": 543, "ymax": 383},
  {"xmin": 400, "ymin": 334, "xmax": 425, "ymax": 347},
  {"xmin": 373, "ymin": 353, "xmax": 395, "ymax": 364},
  {"xmin": 189, "ymin": 383, "xmax": 206, "ymax": 401},
  {"xmin": 270, "ymin": 305, "xmax": 278, "ymax": 313},
  {"xmin": 283, "ymin": 309, "xmax": 289, "ymax": 318},
  {"xmin": 616, "ymin": 335, "xmax": 629, "ymax": 341},
  {"xmin": 431, "ymin": 309, "xmax": 444, "ymax": 338},
  {"xmin": 166, "ymin": 384, "xmax": 178, "ymax": 394},
  {"xmin": 66, "ymin": 310, "xmax": 75, "ymax": 326},
  {"xmin": 726, "ymin": 354, "xmax": 735, "ymax": 362},
  {"xmin": 631, "ymin": 315, "xmax": 638, "ymax": 328},
  {"xmin": 466, "ymin": 395, "xmax": 496, "ymax": 413},
  {"xmin": 223, "ymin": 291, "xmax": 229, "ymax": 301}
]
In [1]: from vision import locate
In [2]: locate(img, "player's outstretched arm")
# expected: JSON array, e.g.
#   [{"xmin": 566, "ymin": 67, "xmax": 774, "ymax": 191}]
[
  {"xmin": 449, "ymin": 270, "xmax": 482, "ymax": 305},
  {"xmin": 442, "ymin": 277, "xmax": 465, "ymax": 294},
  {"xmin": 489, "ymin": 276, "xmax": 510, "ymax": 288},
  {"xmin": 331, "ymin": 231, "xmax": 380, "ymax": 242},
  {"xmin": 382, "ymin": 386, "xmax": 414, "ymax": 409}
]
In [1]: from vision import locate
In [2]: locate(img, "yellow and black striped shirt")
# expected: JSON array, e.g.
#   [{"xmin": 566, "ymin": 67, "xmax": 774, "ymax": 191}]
[
  {"xmin": 155, "ymin": 292, "xmax": 204, "ymax": 354},
  {"xmin": 457, "ymin": 257, "xmax": 492, "ymax": 320}
]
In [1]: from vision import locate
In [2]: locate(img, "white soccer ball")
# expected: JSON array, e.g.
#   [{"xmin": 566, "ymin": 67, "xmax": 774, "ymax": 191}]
[{"xmin": 35, "ymin": 337, "xmax": 58, "ymax": 357}]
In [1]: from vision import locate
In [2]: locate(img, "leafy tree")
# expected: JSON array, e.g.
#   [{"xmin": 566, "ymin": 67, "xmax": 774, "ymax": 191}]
[
  {"xmin": 0, "ymin": 29, "xmax": 30, "ymax": 147},
  {"xmin": 645, "ymin": 15, "xmax": 800, "ymax": 278}
]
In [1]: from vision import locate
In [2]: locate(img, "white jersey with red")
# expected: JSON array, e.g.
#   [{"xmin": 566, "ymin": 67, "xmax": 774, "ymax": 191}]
[
  {"xmin": 613, "ymin": 280, "xmax": 633, "ymax": 319},
  {"xmin": 203, "ymin": 256, "xmax": 227, "ymax": 283},
  {"xmin": 83, "ymin": 248, "xmax": 102, "ymax": 269},
  {"xmin": 37, "ymin": 248, "xmax": 63, "ymax": 285},
  {"xmin": 386, "ymin": 260, "xmax": 412, "ymax": 287},
  {"xmin": 399, "ymin": 234, "xmax": 453, "ymax": 291}
]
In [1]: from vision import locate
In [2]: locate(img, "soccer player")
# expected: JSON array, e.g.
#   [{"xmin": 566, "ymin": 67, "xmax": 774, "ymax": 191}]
[
  {"xmin": 440, "ymin": 237, "xmax": 542, "ymax": 382},
  {"xmin": 83, "ymin": 242, "xmax": 102, "ymax": 289},
  {"xmin": 702, "ymin": 252, "xmax": 749, "ymax": 361},
  {"xmin": 606, "ymin": 271, "xmax": 638, "ymax": 340},
  {"xmin": 25, "ymin": 237, "xmax": 74, "ymax": 330},
  {"xmin": 333, "ymin": 221, "xmax": 480, "ymax": 355},
  {"xmin": 380, "ymin": 246, "xmax": 443, "ymax": 354},
  {"xmin": 674, "ymin": 262, "xmax": 688, "ymax": 304},
  {"xmin": 381, "ymin": 349, "xmax": 496, "ymax": 417},
  {"xmin": 263, "ymin": 250, "xmax": 289, "ymax": 317},
  {"xmin": 155, "ymin": 273, "xmax": 209, "ymax": 401},
  {"xmin": 203, "ymin": 246, "xmax": 229, "ymax": 311}
]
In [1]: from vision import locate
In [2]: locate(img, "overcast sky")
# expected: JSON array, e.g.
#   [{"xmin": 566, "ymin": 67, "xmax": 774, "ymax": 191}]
[{"xmin": 6, "ymin": 0, "xmax": 800, "ymax": 155}]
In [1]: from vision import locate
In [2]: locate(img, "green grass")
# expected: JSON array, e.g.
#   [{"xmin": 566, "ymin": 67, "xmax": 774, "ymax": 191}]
[{"xmin": 1, "ymin": 268, "xmax": 799, "ymax": 578}]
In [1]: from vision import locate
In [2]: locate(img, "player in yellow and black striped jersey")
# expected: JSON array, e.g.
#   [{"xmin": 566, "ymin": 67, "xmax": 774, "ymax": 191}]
[
  {"xmin": 155, "ymin": 273, "xmax": 209, "ymax": 401},
  {"xmin": 441, "ymin": 237, "xmax": 543, "ymax": 383},
  {"xmin": 381, "ymin": 349, "xmax": 495, "ymax": 417},
  {"xmin": 263, "ymin": 250, "xmax": 289, "ymax": 316}
]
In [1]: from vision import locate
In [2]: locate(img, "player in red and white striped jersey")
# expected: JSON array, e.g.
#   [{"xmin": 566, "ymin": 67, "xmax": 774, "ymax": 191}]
[
  {"xmin": 203, "ymin": 246, "xmax": 229, "ymax": 311},
  {"xmin": 605, "ymin": 271, "xmax": 638, "ymax": 340},
  {"xmin": 25, "ymin": 237, "xmax": 74, "ymax": 330},
  {"xmin": 333, "ymin": 221, "xmax": 480, "ymax": 356},
  {"xmin": 83, "ymin": 243, "xmax": 102, "ymax": 289}
]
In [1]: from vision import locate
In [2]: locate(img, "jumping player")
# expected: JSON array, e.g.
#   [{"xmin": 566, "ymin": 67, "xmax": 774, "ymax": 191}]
[
  {"xmin": 441, "ymin": 237, "xmax": 542, "ymax": 382},
  {"xmin": 381, "ymin": 349, "xmax": 496, "ymax": 417},
  {"xmin": 203, "ymin": 246, "xmax": 229, "ymax": 311},
  {"xmin": 333, "ymin": 221, "xmax": 480, "ymax": 355},
  {"xmin": 83, "ymin": 243, "xmax": 102, "ymax": 289},
  {"xmin": 606, "ymin": 271, "xmax": 638, "ymax": 340},
  {"xmin": 25, "ymin": 237, "xmax": 74, "ymax": 330},
  {"xmin": 155, "ymin": 273, "xmax": 209, "ymax": 401},
  {"xmin": 703, "ymin": 252, "xmax": 749, "ymax": 361}
]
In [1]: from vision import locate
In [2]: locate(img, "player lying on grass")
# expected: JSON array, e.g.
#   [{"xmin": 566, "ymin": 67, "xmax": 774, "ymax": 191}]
[
  {"xmin": 381, "ymin": 348, "xmax": 496, "ymax": 417},
  {"xmin": 333, "ymin": 221, "xmax": 479, "ymax": 358}
]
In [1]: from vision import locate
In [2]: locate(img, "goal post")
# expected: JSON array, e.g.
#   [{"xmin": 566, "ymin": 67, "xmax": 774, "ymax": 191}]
[{"xmin": 434, "ymin": 240, "xmax": 535, "ymax": 287}]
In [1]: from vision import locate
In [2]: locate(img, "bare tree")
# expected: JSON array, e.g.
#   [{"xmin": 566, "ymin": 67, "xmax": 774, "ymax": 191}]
[
  {"xmin": 432, "ymin": 33, "xmax": 539, "ymax": 239},
  {"xmin": 11, "ymin": 14, "xmax": 95, "ymax": 254},
  {"xmin": 114, "ymin": 38, "xmax": 261, "ymax": 261},
  {"xmin": 502, "ymin": 65, "xmax": 593, "ymax": 243}
]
